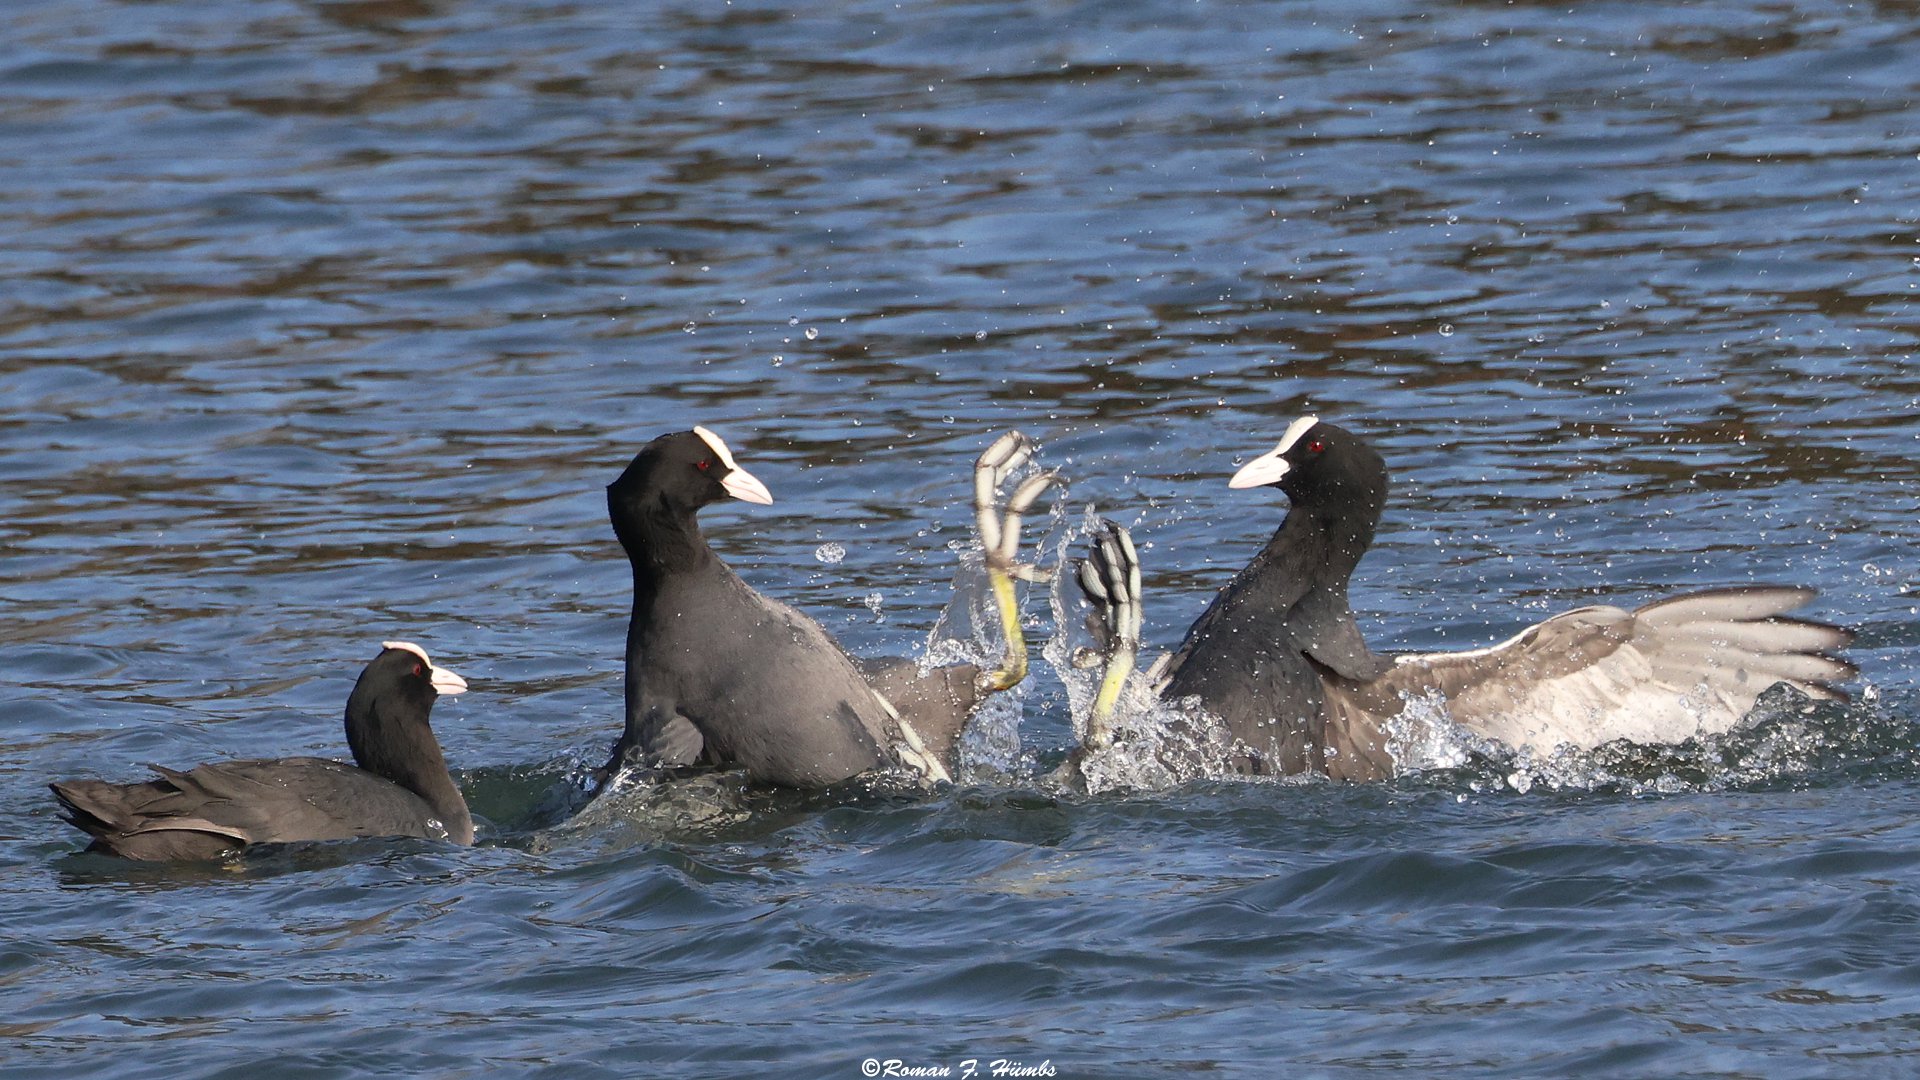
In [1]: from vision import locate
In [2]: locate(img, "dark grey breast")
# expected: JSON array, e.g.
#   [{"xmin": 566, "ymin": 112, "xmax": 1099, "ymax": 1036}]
[{"xmin": 603, "ymin": 427, "xmax": 934, "ymax": 790}]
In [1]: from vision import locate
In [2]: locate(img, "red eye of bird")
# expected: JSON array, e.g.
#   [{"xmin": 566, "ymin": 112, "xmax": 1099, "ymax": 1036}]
[
  {"xmin": 1309, "ymin": 439, "xmax": 1325, "ymax": 453},
  {"xmin": 695, "ymin": 460, "xmax": 712, "ymax": 472},
  {"xmin": 412, "ymin": 662, "xmax": 424, "ymax": 678}
]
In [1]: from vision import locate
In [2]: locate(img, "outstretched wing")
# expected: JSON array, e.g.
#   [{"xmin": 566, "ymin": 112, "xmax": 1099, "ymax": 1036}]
[{"xmin": 1386, "ymin": 586, "xmax": 1855, "ymax": 752}]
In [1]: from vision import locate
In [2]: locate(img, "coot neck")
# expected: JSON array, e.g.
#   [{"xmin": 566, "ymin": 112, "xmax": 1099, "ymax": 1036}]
[
  {"xmin": 346, "ymin": 703, "xmax": 475, "ymax": 845},
  {"xmin": 1272, "ymin": 476, "xmax": 1383, "ymax": 596},
  {"xmin": 1254, "ymin": 470, "xmax": 1392, "ymax": 680},
  {"xmin": 611, "ymin": 490, "xmax": 720, "ymax": 603}
]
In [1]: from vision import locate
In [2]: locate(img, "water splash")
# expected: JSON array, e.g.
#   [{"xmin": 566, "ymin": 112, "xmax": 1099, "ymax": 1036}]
[
  {"xmin": 1380, "ymin": 687, "xmax": 1491, "ymax": 772},
  {"xmin": 1037, "ymin": 517, "xmax": 1908, "ymax": 797},
  {"xmin": 955, "ymin": 680, "xmax": 1031, "ymax": 781},
  {"xmin": 912, "ymin": 444, "xmax": 1071, "ymax": 782},
  {"xmin": 1391, "ymin": 684, "xmax": 1911, "ymax": 797},
  {"xmin": 531, "ymin": 769, "xmax": 756, "ymax": 852},
  {"xmin": 1066, "ymin": 694, "xmax": 1261, "ymax": 795},
  {"xmin": 1039, "ymin": 508, "xmax": 1280, "ymax": 795}
]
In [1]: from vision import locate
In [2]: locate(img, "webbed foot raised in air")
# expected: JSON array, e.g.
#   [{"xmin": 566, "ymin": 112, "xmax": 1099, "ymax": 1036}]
[
  {"xmin": 974, "ymin": 431, "xmax": 1061, "ymax": 693},
  {"xmin": 1075, "ymin": 519, "xmax": 1141, "ymax": 749}
]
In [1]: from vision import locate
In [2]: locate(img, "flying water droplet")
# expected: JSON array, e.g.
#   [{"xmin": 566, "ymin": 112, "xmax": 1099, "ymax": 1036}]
[{"xmin": 814, "ymin": 543, "xmax": 847, "ymax": 564}]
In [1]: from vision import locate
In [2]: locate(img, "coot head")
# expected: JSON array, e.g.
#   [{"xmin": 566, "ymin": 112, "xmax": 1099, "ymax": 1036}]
[
  {"xmin": 344, "ymin": 641, "xmax": 467, "ymax": 760},
  {"xmin": 609, "ymin": 426, "xmax": 774, "ymax": 518},
  {"xmin": 1228, "ymin": 416, "xmax": 1387, "ymax": 508}
]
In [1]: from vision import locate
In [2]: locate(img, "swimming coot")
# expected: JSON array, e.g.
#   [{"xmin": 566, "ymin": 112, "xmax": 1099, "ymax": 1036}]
[{"xmin": 50, "ymin": 641, "xmax": 472, "ymax": 859}]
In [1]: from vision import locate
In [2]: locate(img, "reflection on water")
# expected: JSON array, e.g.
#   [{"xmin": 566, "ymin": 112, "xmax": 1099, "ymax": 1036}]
[{"xmin": 4, "ymin": 0, "xmax": 1920, "ymax": 1075}]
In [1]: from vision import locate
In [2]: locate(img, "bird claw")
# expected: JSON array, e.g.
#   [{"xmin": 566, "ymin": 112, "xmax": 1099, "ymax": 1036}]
[
  {"xmin": 974, "ymin": 431, "xmax": 1061, "ymax": 692},
  {"xmin": 1076, "ymin": 519, "xmax": 1142, "ymax": 746},
  {"xmin": 1078, "ymin": 519, "xmax": 1142, "ymax": 650},
  {"xmin": 976, "ymin": 434, "xmax": 1059, "ymax": 572}
]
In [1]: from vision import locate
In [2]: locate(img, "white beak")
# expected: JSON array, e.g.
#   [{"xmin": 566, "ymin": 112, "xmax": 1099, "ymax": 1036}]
[
  {"xmin": 430, "ymin": 666, "xmax": 469, "ymax": 696},
  {"xmin": 1228, "ymin": 415, "xmax": 1319, "ymax": 489},
  {"xmin": 382, "ymin": 640, "xmax": 469, "ymax": 696},
  {"xmin": 1228, "ymin": 449, "xmax": 1292, "ymax": 489},
  {"xmin": 694, "ymin": 424, "xmax": 775, "ymax": 505},
  {"xmin": 720, "ymin": 465, "xmax": 774, "ymax": 505}
]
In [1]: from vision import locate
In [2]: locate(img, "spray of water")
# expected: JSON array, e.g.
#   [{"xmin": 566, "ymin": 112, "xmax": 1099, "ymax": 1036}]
[
  {"xmin": 1038, "ymin": 504, "xmax": 1905, "ymax": 796},
  {"xmin": 916, "ymin": 448, "xmax": 1073, "ymax": 782}
]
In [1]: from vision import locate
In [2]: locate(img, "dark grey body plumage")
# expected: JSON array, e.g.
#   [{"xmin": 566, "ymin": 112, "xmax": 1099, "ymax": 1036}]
[
  {"xmin": 50, "ymin": 644, "xmax": 472, "ymax": 860},
  {"xmin": 603, "ymin": 430, "xmax": 975, "ymax": 788}
]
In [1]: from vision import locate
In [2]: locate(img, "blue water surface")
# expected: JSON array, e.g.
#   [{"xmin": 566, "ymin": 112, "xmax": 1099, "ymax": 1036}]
[{"xmin": 4, "ymin": 0, "xmax": 1920, "ymax": 1076}]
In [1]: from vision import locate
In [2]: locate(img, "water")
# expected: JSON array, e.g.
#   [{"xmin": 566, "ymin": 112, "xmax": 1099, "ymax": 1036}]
[{"xmin": 5, "ymin": 0, "xmax": 1920, "ymax": 1074}]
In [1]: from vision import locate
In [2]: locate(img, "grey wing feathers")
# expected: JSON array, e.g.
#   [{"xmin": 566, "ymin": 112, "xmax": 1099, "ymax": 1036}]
[
  {"xmin": 53, "ymin": 758, "xmax": 448, "ymax": 858},
  {"xmin": 183, "ymin": 759, "xmax": 449, "ymax": 843},
  {"xmin": 1396, "ymin": 585, "xmax": 1855, "ymax": 753},
  {"xmin": 854, "ymin": 654, "xmax": 979, "ymax": 773},
  {"xmin": 1630, "ymin": 587, "xmax": 1855, "ymax": 697}
]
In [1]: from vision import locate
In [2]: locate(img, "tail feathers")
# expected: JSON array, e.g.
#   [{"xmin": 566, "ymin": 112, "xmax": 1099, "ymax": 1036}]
[
  {"xmin": 49, "ymin": 778, "xmax": 147, "ymax": 837},
  {"xmin": 49, "ymin": 774, "xmax": 248, "ymax": 860}
]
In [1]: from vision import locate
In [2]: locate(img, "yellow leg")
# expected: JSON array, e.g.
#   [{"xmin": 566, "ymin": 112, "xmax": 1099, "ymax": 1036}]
[
  {"xmin": 1080, "ymin": 520, "xmax": 1141, "ymax": 750},
  {"xmin": 985, "ymin": 566, "xmax": 1027, "ymax": 691},
  {"xmin": 1088, "ymin": 645, "xmax": 1133, "ymax": 749},
  {"xmin": 973, "ymin": 431, "xmax": 1057, "ymax": 694}
]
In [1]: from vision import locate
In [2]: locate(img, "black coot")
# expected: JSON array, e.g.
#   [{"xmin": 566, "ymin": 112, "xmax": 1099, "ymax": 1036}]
[
  {"xmin": 1074, "ymin": 417, "xmax": 1856, "ymax": 780},
  {"xmin": 51, "ymin": 642, "xmax": 472, "ymax": 859},
  {"xmin": 601, "ymin": 426, "xmax": 1053, "ymax": 789}
]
